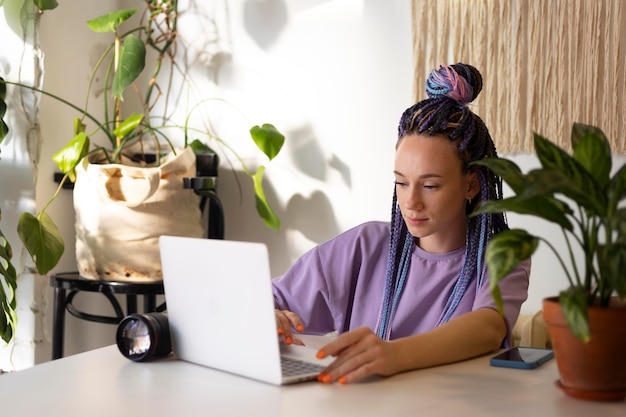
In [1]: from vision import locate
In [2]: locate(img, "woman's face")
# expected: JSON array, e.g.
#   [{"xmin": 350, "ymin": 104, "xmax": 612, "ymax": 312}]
[{"xmin": 394, "ymin": 133, "xmax": 479, "ymax": 253}]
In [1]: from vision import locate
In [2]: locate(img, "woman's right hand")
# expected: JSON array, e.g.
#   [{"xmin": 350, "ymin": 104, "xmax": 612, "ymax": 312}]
[{"xmin": 275, "ymin": 309, "xmax": 305, "ymax": 345}]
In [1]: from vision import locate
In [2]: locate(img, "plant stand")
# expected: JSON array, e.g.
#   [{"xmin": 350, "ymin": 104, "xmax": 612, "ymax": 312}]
[{"xmin": 50, "ymin": 272, "xmax": 165, "ymax": 360}]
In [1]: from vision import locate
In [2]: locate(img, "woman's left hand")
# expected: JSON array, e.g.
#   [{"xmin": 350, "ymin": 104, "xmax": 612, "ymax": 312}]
[{"xmin": 315, "ymin": 327, "xmax": 399, "ymax": 384}]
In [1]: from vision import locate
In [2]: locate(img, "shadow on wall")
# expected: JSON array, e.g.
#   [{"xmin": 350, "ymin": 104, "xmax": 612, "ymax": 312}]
[
  {"xmin": 243, "ymin": 0, "xmax": 288, "ymax": 50},
  {"xmin": 288, "ymin": 123, "xmax": 352, "ymax": 187},
  {"xmin": 284, "ymin": 190, "xmax": 340, "ymax": 244},
  {"xmin": 288, "ymin": 124, "xmax": 328, "ymax": 181},
  {"xmin": 217, "ymin": 165, "xmax": 341, "ymax": 276},
  {"xmin": 242, "ymin": 0, "xmax": 340, "ymax": 50}
]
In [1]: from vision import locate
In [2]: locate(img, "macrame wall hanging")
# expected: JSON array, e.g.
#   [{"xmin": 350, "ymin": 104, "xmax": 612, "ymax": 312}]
[{"xmin": 411, "ymin": 0, "xmax": 626, "ymax": 154}]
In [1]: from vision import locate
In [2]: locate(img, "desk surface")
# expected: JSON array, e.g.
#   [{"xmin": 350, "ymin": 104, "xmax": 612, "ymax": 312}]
[{"xmin": 1, "ymin": 335, "xmax": 624, "ymax": 416}]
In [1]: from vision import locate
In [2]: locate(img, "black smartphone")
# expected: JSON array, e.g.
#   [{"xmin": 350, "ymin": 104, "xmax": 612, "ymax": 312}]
[{"xmin": 489, "ymin": 346, "xmax": 554, "ymax": 369}]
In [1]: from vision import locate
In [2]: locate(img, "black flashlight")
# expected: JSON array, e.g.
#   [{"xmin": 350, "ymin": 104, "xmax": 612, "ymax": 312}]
[{"xmin": 116, "ymin": 312, "xmax": 172, "ymax": 362}]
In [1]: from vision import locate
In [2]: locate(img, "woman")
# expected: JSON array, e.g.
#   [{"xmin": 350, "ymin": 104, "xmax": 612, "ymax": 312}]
[{"xmin": 272, "ymin": 63, "xmax": 530, "ymax": 384}]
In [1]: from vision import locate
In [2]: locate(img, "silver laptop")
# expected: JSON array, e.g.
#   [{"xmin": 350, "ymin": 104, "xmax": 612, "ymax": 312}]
[{"xmin": 159, "ymin": 235, "xmax": 333, "ymax": 385}]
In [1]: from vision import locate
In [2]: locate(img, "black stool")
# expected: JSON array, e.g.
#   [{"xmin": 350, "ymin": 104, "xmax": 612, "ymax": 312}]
[{"xmin": 49, "ymin": 151, "xmax": 225, "ymax": 360}]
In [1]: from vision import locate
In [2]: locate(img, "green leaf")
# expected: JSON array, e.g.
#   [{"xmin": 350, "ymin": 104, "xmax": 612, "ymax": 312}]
[
  {"xmin": 17, "ymin": 211, "xmax": 64, "ymax": 275},
  {"xmin": 612, "ymin": 208, "xmax": 626, "ymax": 239},
  {"xmin": 534, "ymin": 133, "xmax": 605, "ymax": 214},
  {"xmin": 86, "ymin": 8, "xmax": 137, "ymax": 33},
  {"xmin": 1, "ymin": 299, "xmax": 17, "ymax": 344},
  {"xmin": 0, "ymin": 210, "xmax": 17, "ymax": 289},
  {"xmin": 113, "ymin": 112, "xmax": 144, "ymax": 139},
  {"xmin": 52, "ymin": 131, "xmax": 90, "ymax": 180},
  {"xmin": 189, "ymin": 139, "xmax": 215, "ymax": 155},
  {"xmin": 0, "ymin": 118, "xmax": 7, "ymax": 144},
  {"xmin": 0, "ymin": 76, "xmax": 8, "ymax": 143},
  {"xmin": 521, "ymin": 168, "xmax": 605, "ymax": 216},
  {"xmin": 473, "ymin": 195, "xmax": 573, "ymax": 231},
  {"xmin": 0, "ymin": 218, "xmax": 18, "ymax": 344},
  {"xmin": 571, "ymin": 123, "xmax": 611, "ymax": 190},
  {"xmin": 73, "ymin": 117, "xmax": 87, "ymax": 136},
  {"xmin": 559, "ymin": 287, "xmax": 591, "ymax": 342},
  {"xmin": 597, "ymin": 240, "xmax": 626, "ymax": 300},
  {"xmin": 250, "ymin": 124, "xmax": 285, "ymax": 161},
  {"xmin": 486, "ymin": 229, "xmax": 539, "ymax": 314},
  {"xmin": 251, "ymin": 166, "xmax": 280, "ymax": 229},
  {"xmin": 112, "ymin": 34, "xmax": 146, "ymax": 100},
  {"xmin": 0, "ymin": 240, "xmax": 16, "ymax": 293},
  {"xmin": 607, "ymin": 164, "xmax": 626, "ymax": 216},
  {"xmin": 33, "ymin": 0, "xmax": 58, "ymax": 11},
  {"xmin": 471, "ymin": 158, "xmax": 526, "ymax": 194}
]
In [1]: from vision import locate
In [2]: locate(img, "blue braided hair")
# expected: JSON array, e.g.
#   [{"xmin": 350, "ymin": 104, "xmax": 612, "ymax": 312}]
[{"xmin": 375, "ymin": 63, "xmax": 508, "ymax": 339}]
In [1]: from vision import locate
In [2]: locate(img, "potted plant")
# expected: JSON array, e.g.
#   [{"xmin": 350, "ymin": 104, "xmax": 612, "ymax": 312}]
[
  {"xmin": 472, "ymin": 122, "xmax": 626, "ymax": 401},
  {"xmin": 0, "ymin": 0, "xmax": 284, "ymax": 297}
]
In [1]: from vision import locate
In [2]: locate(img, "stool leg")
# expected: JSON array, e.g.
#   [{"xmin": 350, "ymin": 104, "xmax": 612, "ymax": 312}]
[
  {"xmin": 52, "ymin": 287, "xmax": 66, "ymax": 360},
  {"xmin": 144, "ymin": 294, "xmax": 156, "ymax": 312},
  {"xmin": 126, "ymin": 294, "xmax": 138, "ymax": 315},
  {"xmin": 208, "ymin": 191, "xmax": 225, "ymax": 239}
]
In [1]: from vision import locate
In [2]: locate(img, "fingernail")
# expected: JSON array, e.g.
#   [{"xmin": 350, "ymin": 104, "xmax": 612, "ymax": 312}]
[
  {"xmin": 317, "ymin": 373, "xmax": 326, "ymax": 382},
  {"xmin": 296, "ymin": 324, "xmax": 304, "ymax": 332},
  {"xmin": 285, "ymin": 337, "xmax": 293, "ymax": 345},
  {"xmin": 321, "ymin": 374, "xmax": 332, "ymax": 384},
  {"xmin": 338, "ymin": 376, "xmax": 347, "ymax": 384},
  {"xmin": 277, "ymin": 328, "xmax": 284, "ymax": 335},
  {"xmin": 316, "ymin": 350, "xmax": 326, "ymax": 359}
]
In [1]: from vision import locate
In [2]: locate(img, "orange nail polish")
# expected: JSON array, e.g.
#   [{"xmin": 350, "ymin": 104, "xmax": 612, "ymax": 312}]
[
  {"xmin": 317, "ymin": 373, "xmax": 326, "ymax": 382},
  {"xmin": 285, "ymin": 337, "xmax": 293, "ymax": 345},
  {"xmin": 277, "ymin": 328, "xmax": 284, "ymax": 335},
  {"xmin": 338, "ymin": 376, "xmax": 348, "ymax": 384},
  {"xmin": 296, "ymin": 324, "xmax": 304, "ymax": 332},
  {"xmin": 322, "ymin": 374, "xmax": 332, "ymax": 384},
  {"xmin": 316, "ymin": 350, "xmax": 326, "ymax": 359}
]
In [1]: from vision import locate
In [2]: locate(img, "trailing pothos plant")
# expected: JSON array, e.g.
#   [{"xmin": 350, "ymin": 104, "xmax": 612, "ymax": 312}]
[
  {"xmin": 471, "ymin": 122, "xmax": 626, "ymax": 342},
  {"xmin": 0, "ymin": 0, "xmax": 284, "ymax": 282}
]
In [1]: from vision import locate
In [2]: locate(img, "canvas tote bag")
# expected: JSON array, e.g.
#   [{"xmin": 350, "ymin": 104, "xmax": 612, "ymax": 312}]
[{"xmin": 73, "ymin": 146, "xmax": 204, "ymax": 282}]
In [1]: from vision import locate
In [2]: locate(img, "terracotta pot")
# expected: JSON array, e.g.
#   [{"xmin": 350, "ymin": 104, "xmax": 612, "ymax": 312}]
[{"xmin": 543, "ymin": 296, "xmax": 626, "ymax": 402}]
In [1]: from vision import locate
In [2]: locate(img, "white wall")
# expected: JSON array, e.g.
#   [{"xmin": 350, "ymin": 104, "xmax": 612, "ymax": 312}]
[
  {"xmin": 5, "ymin": 0, "xmax": 620, "ymax": 364},
  {"xmin": 217, "ymin": 0, "xmax": 411, "ymax": 273}
]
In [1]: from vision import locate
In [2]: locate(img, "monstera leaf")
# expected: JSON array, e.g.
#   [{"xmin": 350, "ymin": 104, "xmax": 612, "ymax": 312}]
[{"xmin": 0, "ymin": 209, "xmax": 17, "ymax": 344}]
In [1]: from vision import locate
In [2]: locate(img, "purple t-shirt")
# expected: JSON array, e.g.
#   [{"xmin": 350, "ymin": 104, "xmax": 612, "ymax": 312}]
[{"xmin": 272, "ymin": 221, "xmax": 530, "ymax": 344}]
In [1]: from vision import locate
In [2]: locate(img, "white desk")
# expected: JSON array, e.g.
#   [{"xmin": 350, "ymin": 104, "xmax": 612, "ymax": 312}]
[{"xmin": 1, "ymin": 336, "xmax": 624, "ymax": 416}]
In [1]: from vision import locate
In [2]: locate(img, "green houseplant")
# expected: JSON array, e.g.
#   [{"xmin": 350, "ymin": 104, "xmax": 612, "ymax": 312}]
[
  {"xmin": 472, "ymin": 122, "xmax": 626, "ymax": 401},
  {"xmin": 0, "ymin": 1, "xmax": 284, "ymax": 340},
  {"xmin": 0, "ymin": 0, "xmax": 284, "ymax": 274}
]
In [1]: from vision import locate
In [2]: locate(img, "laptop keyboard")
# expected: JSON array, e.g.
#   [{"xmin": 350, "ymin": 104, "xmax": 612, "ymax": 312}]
[{"xmin": 281, "ymin": 356, "xmax": 325, "ymax": 377}]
